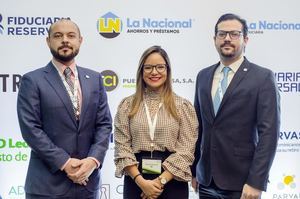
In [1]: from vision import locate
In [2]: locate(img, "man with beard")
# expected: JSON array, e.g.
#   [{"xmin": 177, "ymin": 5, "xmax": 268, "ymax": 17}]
[
  {"xmin": 191, "ymin": 13, "xmax": 280, "ymax": 199},
  {"xmin": 17, "ymin": 19, "xmax": 112, "ymax": 198}
]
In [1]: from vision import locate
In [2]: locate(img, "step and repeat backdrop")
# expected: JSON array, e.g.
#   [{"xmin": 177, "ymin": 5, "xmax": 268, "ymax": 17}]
[{"xmin": 0, "ymin": 0, "xmax": 299, "ymax": 198}]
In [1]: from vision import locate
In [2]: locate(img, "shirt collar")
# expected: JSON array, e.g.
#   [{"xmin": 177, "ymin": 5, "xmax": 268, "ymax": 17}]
[
  {"xmin": 217, "ymin": 56, "xmax": 244, "ymax": 74},
  {"xmin": 52, "ymin": 59, "xmax": 77, "ymax": 75}
]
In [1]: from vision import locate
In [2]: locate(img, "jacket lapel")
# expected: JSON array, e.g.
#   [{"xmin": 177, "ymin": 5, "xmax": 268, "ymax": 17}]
[
  {"xmin": 205, "ymin": 63, "xmax": 219, "ymax": 123},
  {"xmin": 218, "ymin": 58, "xmax": 251, "ymax": 113},
  {"xmin": 77, "ymin": 67, "xmax": 91, "ymax": 130},
  {"xmin": 43, "ymin": 62, "xmax": 77, "ymax": 126}
]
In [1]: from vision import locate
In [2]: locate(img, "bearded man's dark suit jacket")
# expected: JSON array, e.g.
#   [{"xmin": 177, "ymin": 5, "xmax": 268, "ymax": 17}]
[
  {"xmin": 191, "ymin": 57, "xmax": 280, "ymax": 191},
  {"xmin": 17, "ymin": 62, "xmax": 112, "ymax": 196}
]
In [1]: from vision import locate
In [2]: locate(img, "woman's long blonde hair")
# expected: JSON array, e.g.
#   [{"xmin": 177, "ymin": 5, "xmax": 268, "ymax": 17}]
[{"xmin": 129, "ymin": 45, "xmax": 179, "ymax": 120}]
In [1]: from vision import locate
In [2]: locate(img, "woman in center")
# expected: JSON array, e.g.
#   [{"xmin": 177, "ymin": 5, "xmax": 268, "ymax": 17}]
[{"xmin": 114, "ymin": 45, "xmax": 198, "ymax": 199}]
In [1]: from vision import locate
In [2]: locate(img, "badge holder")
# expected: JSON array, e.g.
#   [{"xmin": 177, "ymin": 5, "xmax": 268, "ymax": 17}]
[{"xmin": 141, "ymin": 156, "xmax": 162, "ymax": 174}]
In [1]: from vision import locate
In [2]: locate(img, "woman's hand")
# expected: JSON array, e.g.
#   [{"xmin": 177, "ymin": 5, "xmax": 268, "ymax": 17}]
[{"xmin": 136, "ymin": 177, "xmax": 163, "ymax": 199}]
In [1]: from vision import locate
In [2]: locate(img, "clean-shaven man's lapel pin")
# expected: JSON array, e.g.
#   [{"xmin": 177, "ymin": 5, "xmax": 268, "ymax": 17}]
[
  {"xmin": 85, "ymin": 75, "xmax": 90, "ymax": 79},
  {"xmin": 243, "ymin": 68, "xmax": 248, "ymax": 72}
]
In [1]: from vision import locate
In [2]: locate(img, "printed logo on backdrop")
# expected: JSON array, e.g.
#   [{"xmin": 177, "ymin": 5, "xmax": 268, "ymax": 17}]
[
  {"xmin": 248, "ymin": 20, "xmax": 300, "ymax": 34},
  {"xmin": 0, "ymin": 74, "xmax": 22, "ymax": 92},
  {"xmin": 100, "ymin": 184, "xmax": 110, "ymax": 199},
  {"xmin": 277, "ymin": 131, "xmax": 300, "ymax": 153},
  {"xmin": 0, "ymin": 14, "xmax": 67, "ymax": 36},
  {"xmin": 278, "ymin": 175, "xmax": 297, "ymax": 190},
  {"xmin": 0, "ymin": 137, "xmax": 29, "ymax": 162},
  {"xmin": 0, "ymin": 14, "xmax": 4, "ymax": 34},
  {"xmin": 8, "ymin": 185, "xmax": 25, "ymax": 198},
  {"xmin": 275, "ymin": 72, "xmax": 300, "ymax": 93},
  {"xmin": 272, "ymin": 174, "xmax": 299, "ymax": 199},
  {"xmin": 116, "ymin": 184, "xmax": 123, "ymax": 195},
  {"xmin": 122, "ymin": 77, "xmax": 195, "ymax": 89},
  {"xmin": 100, "ymin": 70, "xmax": 119, "ymax": 92},
  {"xmin": 97, "ymin": 12, "xmax": 122, "ymax": 38},
  {"xmin": 97, "ymin": 12, "xmax": 194, "ymax": 38}
]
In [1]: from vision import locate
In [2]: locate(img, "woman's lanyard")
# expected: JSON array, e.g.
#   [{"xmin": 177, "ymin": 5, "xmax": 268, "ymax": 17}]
[{"xmin": 144, "ymin": 102, "xmax": 162, "ymax": 158}]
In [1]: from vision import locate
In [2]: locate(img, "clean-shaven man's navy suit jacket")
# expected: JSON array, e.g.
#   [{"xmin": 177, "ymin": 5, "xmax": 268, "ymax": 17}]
[
  {"xmin": 17, "ymin": 62, "xmax": 112, "ymax": 196},
  {"xmin": 192, "ymin": 58, "xmax": 280, "ymax": 191}
]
